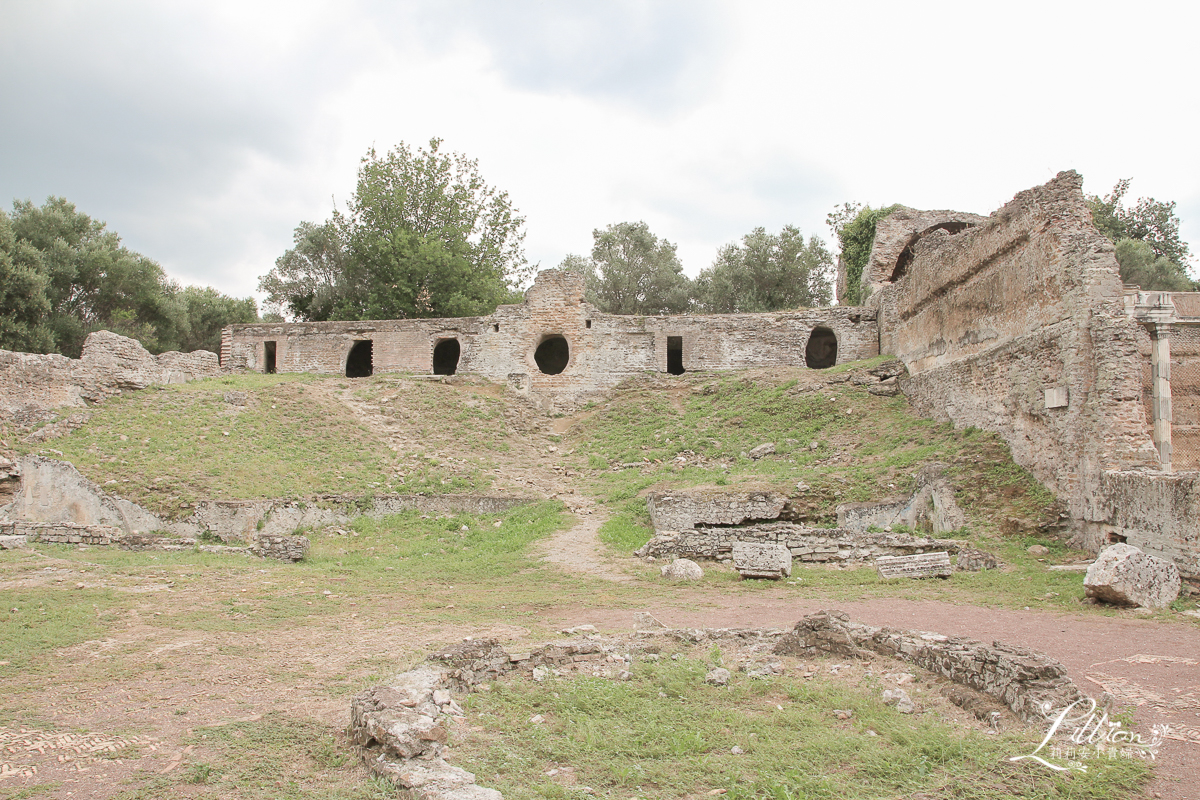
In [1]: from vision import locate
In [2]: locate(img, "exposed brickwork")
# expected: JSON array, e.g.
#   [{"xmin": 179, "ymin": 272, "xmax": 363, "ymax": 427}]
[{"xmin": 226, "ymin": 270, "xmax": 879, "ymax": 409}]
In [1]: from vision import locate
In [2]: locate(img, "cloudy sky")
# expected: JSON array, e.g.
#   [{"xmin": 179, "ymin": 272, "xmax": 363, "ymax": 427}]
[{"xmin": 3, "ymin": 0, "xmax": 1198, "ymax": 302}]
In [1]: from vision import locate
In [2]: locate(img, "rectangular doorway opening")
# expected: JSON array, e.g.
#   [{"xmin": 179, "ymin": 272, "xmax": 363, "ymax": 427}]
[
  {"xmin": 346, "ymin": 339, "xmax": 374, "ymax": 378},
  {"xmin": 264, "ymin": 341, "xmax": 277, "ymax": 374},
  {"xmin": 667, "ymin": 336, "xmax": 684, "ymax": 375}
]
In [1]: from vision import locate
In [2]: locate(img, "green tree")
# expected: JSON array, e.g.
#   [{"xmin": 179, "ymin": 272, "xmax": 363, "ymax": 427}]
[
  {"xmin": 693, "ymin": 225, "xmax": 833, "ymax": 312},
  {"xmin": 8, "ymin": 198, "xmax": 181, "ymax": 356},
  {"xmin": 561, "ymin": 221, "xmax": 692, "ymax": 315},
  {"xmin": 176, "ymin": 286, "xmax": 259, "ymax": 353},
  {"xmin": 0, "ymin": 210, "xmax": 55, "ymax": 352},
  {"xmin": 1087, "ymin": 179, "xmax": 1196, "ymax": 290},
  {"xmin": 259, "ymin": 139, "xmax": 530, "ymax": 321},
  {"xmin": 826, "ymin": 202, "xmax": 902, "ymax": 306},
  {"xmin": 1, "ymin": 197, "xmax": 257, "ymax": 356}
]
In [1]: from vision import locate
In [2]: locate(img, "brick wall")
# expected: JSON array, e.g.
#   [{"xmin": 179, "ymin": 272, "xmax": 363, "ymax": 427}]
[{"xmin": 225, "ymin": 270, "xmax": 879, "ymax": 408}]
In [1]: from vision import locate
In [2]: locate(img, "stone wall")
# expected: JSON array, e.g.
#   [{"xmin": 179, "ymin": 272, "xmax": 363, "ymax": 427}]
[
  {"xmin": 872, "ymin": 172, "xmax": 1161, "ymax": 522},
  {"xmin": 637, "ymin": 487, "xmax": 967, "ymax": 564},
  {"xmin": 0, "ymin": 331, "xmax": 220, "ymax": 425},
  {"xmin": 774, "ymin": 610, "xmax": 1085, "ymax": 723},
  {"xmin": 225, "ymin": 270, "xmax": 879, "ymax": 409},
  {"xmin": 1, "ymin": 456, "xmax": 527, "ymax": 544},
  {"xmin": 0, "ymin": 520, "xmax": 309, "ymax": 561}
]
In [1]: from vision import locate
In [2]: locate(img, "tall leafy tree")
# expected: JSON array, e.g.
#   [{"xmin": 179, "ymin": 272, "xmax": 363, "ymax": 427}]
[
  {"xmin": 0, "ymin": 210, "xmax": 54, "ymax": 352},
  {"xmin": 1087, "ymin": 179, "xmax": 1196, "ymax": 290},
  {"xmin": 259, "ymin": 139, "xmax": 530, "ymax": 321},
  {"xmin": 562, "ymin": 221, "xmax": 692, "ymax": 315},
  {"xmin": 693, "ymin": 225, "xmax": 833, "ymax": 312},
  {"xmin": 1, "ymin": 197, "xmax": 257, "ymax": 356}
]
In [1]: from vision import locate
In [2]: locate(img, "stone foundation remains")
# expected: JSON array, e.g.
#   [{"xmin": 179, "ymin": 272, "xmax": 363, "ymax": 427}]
[
  {"xmin": 351, "ymin": 612, "xmax": 1088, "ymax": 797},
  {"xmin": 0, "ymin": 456, "xmax": 525, "ymax": 556},
  {"xmin": 774, "ymin": 610, "xmax": 1085, "ymax": 723},
  {"xmin": 635, "ymin": 478, "xmax": 973, "ymax": 566}
]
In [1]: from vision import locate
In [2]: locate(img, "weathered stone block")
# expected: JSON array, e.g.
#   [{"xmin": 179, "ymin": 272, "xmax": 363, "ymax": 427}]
[
  {"xmin": 732, "ymin": 542, "xmax": 791, "ymax": 579},
  {"xmin": 1084, "ymin": 543, "xmax": 1181, "ymax": 609},
  {"xmin": 876, "ymin": 552, "xmax": 952, "ymax": 579},
  {"xmin": 660, "ymin": 558, "xmax": 703, "ymax": 581}
]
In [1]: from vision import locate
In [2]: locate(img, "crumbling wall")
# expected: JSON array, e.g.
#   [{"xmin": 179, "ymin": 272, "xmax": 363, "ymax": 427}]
[
  {"xmin": 857, "ymin": 207, "xmax": 989, "ymax": 294},
  {"xmin": 774, "ymin": 610, "xmax": 1085, "ymax": 723},
  {"xmin": 225, "ymin": 270, "xmax": 879, "ymax": 409},
  {"xmin": 2, "ymin": 456, "xmax": 526, "ymax": 544},
  {"xmin": 0, "ymin": 331, "xmax": 220, "ymax": 425},
  {"xmin": 873, "ymin": 172, "xmax": 1159, "ymax": 522}
]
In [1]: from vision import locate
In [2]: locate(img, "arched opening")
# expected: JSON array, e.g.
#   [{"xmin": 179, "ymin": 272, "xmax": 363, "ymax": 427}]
[
  {"xmin": 667, "ymin": 336, "xmax": 684, "ymax": 375},
  {"xmin": 805, "ymin": 327, "xmax": 838, "ymax": 369},
  {"xmin": 346, "ymin": 340, "xmax": 373, "ymax": 378},
  {"xmin": 534, "ymin": 335, "xmax": 569, "ymax": 375},
  {"xmin": 890, "ymin": 221, "xmax": 975, "ymax": 282},
  {"xmin": 432, "ymin": 338, "xmax": 460, "ymax": 375}
]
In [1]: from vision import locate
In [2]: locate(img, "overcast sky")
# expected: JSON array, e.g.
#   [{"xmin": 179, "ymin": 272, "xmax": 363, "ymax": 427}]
[{"xmin": 3, "ymin": 0, "xmax": 1198, "ymax": 302}]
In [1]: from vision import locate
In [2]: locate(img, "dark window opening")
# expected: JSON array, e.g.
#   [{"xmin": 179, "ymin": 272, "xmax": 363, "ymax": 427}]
[
  {"xmin": 346, "ymin": 339, "xmax": 373, "ymax": 378},
  {"xmin": 493, "ymin": 323, "xmax": 500, "ymax": 332},
  {"xmin": 805, "ymin": 327, "xmax": 838, "ymax": 369},
  {"xmin": 264, "ymin": 341, "xmax": 277, "ymax": 374},
  {"xmin": 585, "ymin": 319, "xmax": 592, "ymax": 328},
  {"xmin": 1108, "ymin": 531, "xmax": 1128, "ymax": 544},
  {"xmin": 667, "ymin": 336, "xmax": 684, "ymax": 375},
  {"xmin": 891, "ymin": 221, "xmax": 975, "ymax": 282},
  {"xmin": 534, "ymin": 335, "xmax": 569, "ymax": 375},
  {"xmin": 433, "ymin": 338, "xmax": 460, "ymax": 375}
]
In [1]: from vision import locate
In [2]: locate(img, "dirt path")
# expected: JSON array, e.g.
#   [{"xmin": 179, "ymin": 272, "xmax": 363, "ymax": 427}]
[{"xmin": 536, "ymin": 502, "xmax": 633, "ymax": 583}]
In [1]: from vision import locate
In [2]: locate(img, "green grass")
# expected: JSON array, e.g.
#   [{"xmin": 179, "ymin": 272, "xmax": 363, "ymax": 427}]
[
  {"xmin": 566, "ymin": 365, "xmax": 1059, "ymax": 558},
  {"xmin": 455, "ymin": 656, "xmax": 1150, "ymax": 799}
]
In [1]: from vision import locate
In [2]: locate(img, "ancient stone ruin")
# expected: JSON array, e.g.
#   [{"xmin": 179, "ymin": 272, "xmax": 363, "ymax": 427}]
[
  {"xmin": 1, "ymin": 171, "xmax": 1196, "ymax": 582},
  {"xmin": 349, "ymin": 611, "xmax": 1090, "ymax": 798}
]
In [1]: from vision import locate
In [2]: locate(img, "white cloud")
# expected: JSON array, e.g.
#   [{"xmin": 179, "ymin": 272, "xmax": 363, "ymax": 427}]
[{"xmin": 1, "ymin": 0, "xmax": 1196, "ymax": 301}]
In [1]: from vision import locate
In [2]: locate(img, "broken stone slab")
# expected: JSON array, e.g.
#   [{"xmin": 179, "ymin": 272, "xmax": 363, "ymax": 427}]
[
  {"xmin": 875, "ymin": 551, "xmax": 952, "ymax": 579},
  {"xmin": 1084, "ymin": 543, "xmax": 1181, "ymax": 610},
  {"xmin": 732, "ymin": 542, "xmax": 791, "ymax": 579},
  {"xmin": 704, "ymin": 667, "xmax": 731, "ymax": 685},
  {"xmin": 0, "ymin": 534, "xmax": 27, "ymax": 549},
  {"xmin": 867, "ymin": 377, "xmax": 901, "ymax": 396},
  {"xmin": 370, "ymin": 753, "xmax": 501, "ymax": 800},
  {"xmin": 955, "ymin": 548, "xmax": 999, "ymax": 572},
  {"xmin": 660, "ymin": 558, "xmax": 703, "ymax": 581},
  {"xmin": 633, "ymin": 611, "xmax": 667, "ymax": 630}
]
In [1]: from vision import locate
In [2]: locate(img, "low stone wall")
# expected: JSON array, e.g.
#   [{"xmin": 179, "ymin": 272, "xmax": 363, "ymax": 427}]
[
  {"xmin": 0, "ymin": 521, "xmax": 309, "ymax": 561},
  {"xmin": 3, "ymin": 456, "xmax": 529, "ymax": 545},
  {"xmin": 646, "ymin": 490, "xmax": 787, "ymax": 531},
  {"xmin": 0, "ymin": 330, "xmax": 221, "ymax": 426},
  {"xmin": 774, "ymin": 610, "xmax": 1085, "ymax": 723},
  {"xmin": 635, "ymin": 521, "xmax": 963, "ymax": 563}
]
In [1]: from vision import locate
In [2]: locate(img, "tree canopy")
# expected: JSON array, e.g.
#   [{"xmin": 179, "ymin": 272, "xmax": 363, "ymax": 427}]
[
  {"xmin": 0, "ymin": 198, "xmax": 256, "ymax": 357},
  {"xmin": 1087, "ymin": 179, "xmax": 1196, "ymax": 291},
  {"xmin": 561, "ymin": 221, "xmax": 692, "ymax": 315},
  {"xmin": 259, "ymin": 139, "xmax": 530, "ymax": 321},
  {"xmin": 693, "ymin": 225, "xmax": 833, "ymax": 312}
]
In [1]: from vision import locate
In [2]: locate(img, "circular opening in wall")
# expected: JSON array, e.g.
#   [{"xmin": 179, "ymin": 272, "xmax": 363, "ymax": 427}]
[
  {"xmin": 534, "ymin": 335, "xmax": 569, "ymax": 375},
  {"xmin": 805, "ymin": 327, "xmax": 838, "ymax": 369}
]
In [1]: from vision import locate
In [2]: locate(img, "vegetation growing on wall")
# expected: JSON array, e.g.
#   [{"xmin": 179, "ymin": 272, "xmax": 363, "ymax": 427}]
[{"xmin": 827, "ymin": 203, "xmax": 902, "ymax": 306}]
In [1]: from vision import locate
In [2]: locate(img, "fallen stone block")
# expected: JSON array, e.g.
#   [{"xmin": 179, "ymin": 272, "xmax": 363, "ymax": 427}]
[
  {"xmin": 747, "ymin": 442, "xmax": 775, "ymax": 460},
  {"xmin": 875, "ymin": 551, "xmax": 951, "ymax": 579},
  {"xmin": 1084, "ymin": 543, "xmax": 1181, "ymax": 610},
  {"xmin": 732, "ymin": 542, "xmax": 791, "ymax": 579},
  {"xmin": 660, "ymin": 558, "xmax": 703, "ymax": 581}
]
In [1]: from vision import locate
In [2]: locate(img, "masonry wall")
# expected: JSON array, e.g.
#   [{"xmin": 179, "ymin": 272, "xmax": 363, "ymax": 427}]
[
  {"xmin": 226, "ymin": 270, "xmax": 879, "ymax": 408},
  {"xmin": 874, "ymin": 172, "xmax": 1160, "ymax": 519},
  {"xmin": 0, "ymin": 331, "xmax": 220, "ymax": 425}
]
